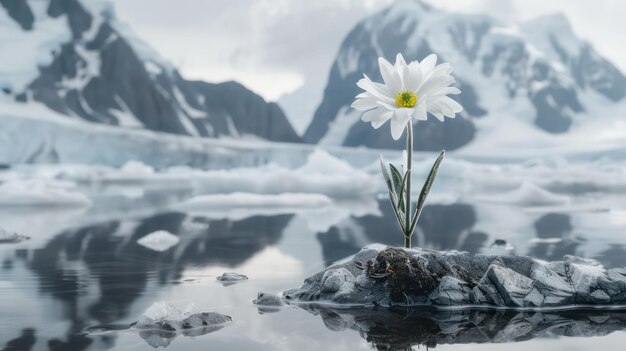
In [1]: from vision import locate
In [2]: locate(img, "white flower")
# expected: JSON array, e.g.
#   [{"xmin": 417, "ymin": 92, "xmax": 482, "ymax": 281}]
[{"xmin": 351, "ymin": 53, "xmax": 463, "ymax": 140}]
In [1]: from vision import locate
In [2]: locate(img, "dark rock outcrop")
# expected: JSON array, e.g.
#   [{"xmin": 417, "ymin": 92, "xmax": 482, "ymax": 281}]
[
  {"xmin": 284, "ymin": 245, "xmax": 626, "ymax": 308},
  {"xmin": 0, "ymin": 0, "xmax": 34, "ymax": 30}
]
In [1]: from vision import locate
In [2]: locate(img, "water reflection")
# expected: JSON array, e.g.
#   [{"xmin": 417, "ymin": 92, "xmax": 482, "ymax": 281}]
[
  {"xmin": 317, "ymin": 201, "xmax": 488, "ymax": 266},
  {"xmin": 4, "ymin": 329, "xmax": 36, "ymax": 351},
  {"xmin": 1, "ymin": 195, "xmax": 626, "ymax": 350},
  {"xmin": 1, "ymin": 211, "xmax": 291, "ymax": 349},
  {"xmin": 292, "ymin": 305, "xmax": 626, "ymax": 350}
]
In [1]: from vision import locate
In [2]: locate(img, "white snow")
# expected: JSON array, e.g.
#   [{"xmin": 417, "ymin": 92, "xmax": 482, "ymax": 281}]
[
  {"xmin": 476, "ymin": 182, "xmax": 570, "ymax": 206},
  {"xmin": 174, "ymin": 192, "xmax": 333, "ymax": 214},
  {"xmin": 318, "ymin": 107, "xmax": 361, "ymax": 146},
  {"xmin": 0, "ymin": 0, "xmax": 71, "ymax": 92},
  {"xmin": 188, "ymin": 149, "xmax": 377, "ymax": 199},
  {"xmin": 0, "ymin": 179, "xmax": 91, "ymax": 207},
  {"xmin": 137, "ymin": 230, "xmax": 180, "ymax": 252}
]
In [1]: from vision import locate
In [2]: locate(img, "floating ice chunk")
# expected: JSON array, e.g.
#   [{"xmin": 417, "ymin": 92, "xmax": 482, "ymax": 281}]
[
  {"xmin": 478, "ymin": 182, "xmax": 570, "ymax": 206},
  {"xmin": 174, "ymin": 192, "xmax": 333, "ymax": 213},
  {"xmin": 0, "ymin": 179, "xmax": 91, "ymax": 207},
  {"xmin": 216, "ymin": 272, "xmax": 248, "ymax": 286},
  {"xmin": 134, "ymin": 302, "xmax": 231, "ymax": 330},
  {"xmin": 137, "ymin": 230, "xmax": 180, "ymax": 252},
  {"xmin": 133, "ymin": 302, "xmax": 232, "ymax": 348},
  {"xmin": 529, "ymin": 238, "xmax": 562, "ymax": 244}
]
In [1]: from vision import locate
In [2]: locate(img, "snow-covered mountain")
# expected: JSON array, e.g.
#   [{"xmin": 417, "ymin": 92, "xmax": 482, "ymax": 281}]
[
  {"xmin": 0, "ymin": 0, "xmax": 301, "ymax": 143},
  {"xmin": 304, "ymin": 0, "xmax": 626, "ymax": 151}
]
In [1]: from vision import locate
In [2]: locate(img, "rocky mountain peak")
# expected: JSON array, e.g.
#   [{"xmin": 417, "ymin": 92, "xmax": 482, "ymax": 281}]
[{"xmin": 0, "ymin": 0, "xmax": 301, "ymax": 143}]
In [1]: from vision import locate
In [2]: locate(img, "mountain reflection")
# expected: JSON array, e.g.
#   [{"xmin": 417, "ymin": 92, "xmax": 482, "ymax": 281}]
[
  {"xmin": 317, "ymin": 201, "xmax": 487, "ymax": 266},
  {"xmin": 293, "ymin": 305, "xmax": 626, "ymax": 350},
  {"xmin": 9, "ymin": 211, "xmax": 291, "ymax": 348}
]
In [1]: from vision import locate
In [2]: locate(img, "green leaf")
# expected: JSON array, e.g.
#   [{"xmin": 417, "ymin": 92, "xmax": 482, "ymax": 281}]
[
  {"xmin": 379, "ymin": 155, "xmax": 394, "ymax": 195},
  {"xmin": 409, "ymin": 150, "xmax": 445, "ymax": 234},
  {"xmin": 396, "ymin": 169, "xmax": 410, "ymax": 211},
  {"xmin": 387, "ymin": 191, "xmax": 405, "ymax": 232},
  {"xmin": 389, "ymin": 164, "xmax": 403, "ymax": 193}
]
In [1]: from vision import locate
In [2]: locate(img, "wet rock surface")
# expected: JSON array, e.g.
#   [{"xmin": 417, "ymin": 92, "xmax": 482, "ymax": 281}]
[
  {"xmin": 217, "ymin": 272, "xmax": 249, "ymax": 286},
  {"xmin": 253, "ymin": 292, "xmax": 284, "ymax": 314},
  {"xmin": 284, "ymin": 245, "xmax": 626, "ymax": 308},
  {"xmin": 83, "ymin": 302, "xmax": 232, "ymax": 348},
  {"xmin": 295, "ymin": 305, "xmax": 626, "ymax": 349}
]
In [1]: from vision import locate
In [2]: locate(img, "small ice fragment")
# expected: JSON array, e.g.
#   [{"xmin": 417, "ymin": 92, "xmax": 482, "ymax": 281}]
[
  {"xmin": 216, "ymin": 272, "xmax": 248, "ymax": 286},
  {"xmin": 529, "ymin": 238, "xmax": 562, "ymax": 244},
  {"xmin": 137, "ymin": 230, "xmax": 180, "ymax": 252}
]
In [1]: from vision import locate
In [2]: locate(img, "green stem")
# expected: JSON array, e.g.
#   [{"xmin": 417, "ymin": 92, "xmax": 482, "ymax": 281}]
[{"xmin": 404, "ymin": 121, "xmax": 413, "ymax": 248}]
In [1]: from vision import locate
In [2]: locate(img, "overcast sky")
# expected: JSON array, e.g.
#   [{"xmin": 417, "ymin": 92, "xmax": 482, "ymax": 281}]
[{"xmin": 114, "ymin": 0, "xmax": 626, "ymax": 132}]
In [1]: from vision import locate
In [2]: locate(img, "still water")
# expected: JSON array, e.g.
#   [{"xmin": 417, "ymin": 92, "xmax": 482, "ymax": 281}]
[{"xmin": 1, "ymin": 187, "xmax": 626, "ymax": 350}]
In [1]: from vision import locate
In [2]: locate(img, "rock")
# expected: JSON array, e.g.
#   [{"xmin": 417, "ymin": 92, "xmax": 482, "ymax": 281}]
[
  {"xmin": 131, "ymin": 302, "xmax": 231, "ymax": 348},
  {"xmin": 284, "ymin": 245, "xmax": 626, "ymax": 308},
  {"xmin": 253, "ymin": 292, "xmax": 284, "ymax": 314},
  {"xmin": 216, "ymin": 272, "xmax": 249, "ymax": 286},
  {"xmin": 320, "ymin": 268, "xmax": 355, "ymax": 294},
  {"xmin": 429, "ymin": 276, "xmax": 471, "ymax": 305}
]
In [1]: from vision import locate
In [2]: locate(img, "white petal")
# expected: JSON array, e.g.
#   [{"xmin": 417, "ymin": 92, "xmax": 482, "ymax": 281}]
[
  {"xmin": 357, "ymin": 75, "xmax": 394, "ymax": 103},
  {"xmin": 361, "ymin": 108, "xmax": 383, "ymax": 122},
  {"xmin": 394, "ymin": 53, "xmax": 407, "ymax": 70},
  {"xmin": 378, "ymin": 57, "xmax": 402, "ymax": 93},
  {"xmin": 420, "ymin": 54, "xmax": 437, "ymax": 76},
  {"xmin": 412, "ymin": 98, "xmax": 428, "ymax": 121},
  {"xmin": 401, "ymin": 63, "xmax": 411, "ymax": 91},
  {"xmin": 390, "ymin": 109, "xmax": 411, "ymax": 140},
  {"xmin": 406, "ymin": 61, "xmax": 423, "ymax": 92},
  {"xmin": 371, "ymin": 111, "xmax": 393, "ymax": 129},
  {"xmin": 376, "ymin": 100, "xmax": 397, "ymax": 111},
  {"xmin": 439, "ymin": 96, "xmax": 463, "ymax": 115},
  {"xmin": 351, "ymin": 96, "xmax": 379, "ymax": 111},
  {"xmin": 427, "ymin": 103, "xmax": 446, "ymax": 121},
  {"xmin": 416, "ymin": 74, "xmax": 455, "ymax": 97}
]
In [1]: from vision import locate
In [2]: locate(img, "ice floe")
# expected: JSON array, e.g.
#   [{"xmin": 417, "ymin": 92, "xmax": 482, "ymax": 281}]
[
  {"xmin": 137, "ymin": 230, "xmax": 180, "ymax": 252},
  {"xmin": 0, "ymin": 179, "xmax": 91, "ymax": 207},
  {"xmin": 477, "ymin": 181, "xmax": 570, "ymax": 206}
]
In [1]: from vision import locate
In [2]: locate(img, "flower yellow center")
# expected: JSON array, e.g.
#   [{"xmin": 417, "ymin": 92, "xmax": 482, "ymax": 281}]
[{"xmin": 395, "ymin": 91, "xmax": 418, "ymax": 108}]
